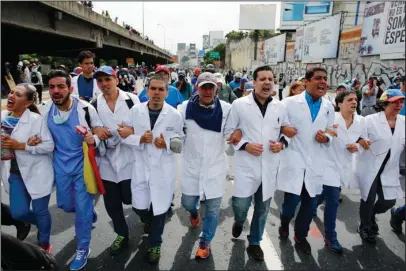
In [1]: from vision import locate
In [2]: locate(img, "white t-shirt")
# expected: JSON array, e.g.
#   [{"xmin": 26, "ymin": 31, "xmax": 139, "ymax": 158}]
[{"xmin": 361, "ymin": 85, "xmax": 378, "ymax": 107}]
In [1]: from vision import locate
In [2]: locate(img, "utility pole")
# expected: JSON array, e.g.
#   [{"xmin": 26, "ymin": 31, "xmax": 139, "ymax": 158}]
[{"xmin": 142, "ymin": 1, "xmax": 145, "ymax": 38}]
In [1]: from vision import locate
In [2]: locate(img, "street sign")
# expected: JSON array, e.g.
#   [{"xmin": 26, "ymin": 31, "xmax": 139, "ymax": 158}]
[{"xmin": 209, "ymin": 51, "xmax": 220, "ymax": 59}]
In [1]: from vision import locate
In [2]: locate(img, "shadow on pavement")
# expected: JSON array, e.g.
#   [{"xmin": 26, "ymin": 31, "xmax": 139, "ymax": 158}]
[
  {"xmin": 278, "ymin": 238, "xmax": 320, "ymax": 270},
  {"xmin": 334, "ymin": 194, "xmax": 360, "ymax": 235},
  {"xmin": 54, "ymin": 238, "xmax": 77, "ymax": 269},
  {"xmin": 227, "ymin": 239, "xmax": 246, "ymax": 270}
]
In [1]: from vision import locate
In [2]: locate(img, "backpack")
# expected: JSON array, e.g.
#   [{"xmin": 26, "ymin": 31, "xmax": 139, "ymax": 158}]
[
  {"xmin": 30, "ymin": 72, "xmax": 39, "ymax": 84},
  {"xmin": 83, "ymin": 93, "xmax": 135, "ymax": 129}
]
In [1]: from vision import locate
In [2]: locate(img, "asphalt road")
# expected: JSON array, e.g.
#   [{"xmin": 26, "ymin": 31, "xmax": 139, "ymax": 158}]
[{"xmin": 1, "ymin": 84, "xmax": 405, "ymax": 270}]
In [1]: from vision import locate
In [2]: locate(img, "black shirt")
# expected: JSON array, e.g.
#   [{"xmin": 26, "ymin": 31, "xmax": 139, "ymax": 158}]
[{"xmin": 149, "ymin": 107, "xmax": 162, "ymax": 130}]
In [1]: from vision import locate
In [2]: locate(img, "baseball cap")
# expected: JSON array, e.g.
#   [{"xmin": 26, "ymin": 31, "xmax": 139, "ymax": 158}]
[
  {"xmin": 196, "ymin": 72, "xmax": 217, "ymax": 88},
  {"xmin": 241, "ymin": 78, "xmax": 248, "ymax": 84},
  {"xmin": 178, "ymin": 70, "xmax": 186, "ymax": 77},
  {"xmin": 73, "ymin": 67, "xmax": 82, "ymax": 75},
  {"xmin": 93, "ymin": 66, "xmax": 117, "ymax": 78},
  {"xmin": 155, "ymin": 65, "xmax": 170, "ymax": 75},
  {"xmin": 380, "ymin": 89, "xmax": 405, "ymax": 102},
  {"xmin": 234, "ymin": 72, "xmax": 242, "ymax": 79},
  {"xmin": 244, "ymin": 81, "xmax": 254, "ymax": 90},
  {"xmin": 213, "ymin": 73, "xmax": 224, "ymax": 83}
]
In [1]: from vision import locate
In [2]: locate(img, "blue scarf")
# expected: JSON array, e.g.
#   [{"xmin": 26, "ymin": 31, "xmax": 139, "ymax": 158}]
[
  {"xmin": 185, "ymin": 95, "xmax": 223, "ymax": 133},
  {"xmin": 2, "ymin": 115, "xmax": 19, "ymax": 131}
]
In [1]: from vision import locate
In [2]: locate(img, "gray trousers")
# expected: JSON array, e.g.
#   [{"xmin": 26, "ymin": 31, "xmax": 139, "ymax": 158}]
[{"xmin": 361, "ymin": 105, "xmax": 376, "ymax": 117}]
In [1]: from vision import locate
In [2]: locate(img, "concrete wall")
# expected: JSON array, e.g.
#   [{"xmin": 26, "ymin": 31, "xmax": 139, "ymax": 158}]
[{"xmin": 226, "ymin": 25, "xmax": 405, "ymax": 89}]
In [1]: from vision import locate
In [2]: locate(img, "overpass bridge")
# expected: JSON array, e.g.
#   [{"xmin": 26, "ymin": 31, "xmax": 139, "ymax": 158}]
[{"xmin": 1, "ymin": 1, "xmax": 172, "ymax": 66}]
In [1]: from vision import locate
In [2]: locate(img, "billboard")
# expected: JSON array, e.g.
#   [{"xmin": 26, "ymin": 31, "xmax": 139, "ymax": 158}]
[
  {"xmin": 280, "ymin": 2, "xmax": 333, "ymax": 31},
  {"xmin": 202, "ymin": 35, "xmax": 209, "ymax": 50},
  {"xmin": 381, "ymin": 1, "xmax": 405, "ymax": 59},
  {"xmin": 264, "ymin": 33, "xmax": 286, "ymax": 64},
  {"xmin": 302, "ymin": 13, "xmax": 341, "ymax": 63},
  {"xmin": 199, "ymin": 50, "xmax": 205, "ymax": 57},
  {"xmin": 294, "ymin": 26, "xmax": 304, "ymax": 61},
  {"xmin": 239, "ymin": 4, "xmax": 277, "ymax": 30},
  {"xmin": 177, "ymin": 43, "xmax": 186, "ymax": 51},
  {"xmin": 359, "ymin": 2, "xmax": 385, "ymax": 56}
]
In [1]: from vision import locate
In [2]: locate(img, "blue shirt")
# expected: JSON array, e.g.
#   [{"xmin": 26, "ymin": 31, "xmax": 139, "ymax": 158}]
[
  {"xmin": 172, "ymin": 82, "xmax": 193, "ymax": 102},
  {"xmin": 229, "ymin": 80, "xmax": 240, "ymax": 90},
  {"xmin": 138, "ymin": 85, "xmax": 183, "ymax": 108},
  {"xmin": 77, "ymin": 74, "xmax": 94, "ymax": 101},
  {"xmin": 305, "ymin": 91, "xmax": 322, "ymax": 122}
]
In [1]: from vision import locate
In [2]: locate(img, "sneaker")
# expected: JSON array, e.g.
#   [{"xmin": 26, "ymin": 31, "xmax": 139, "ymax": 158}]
[
  {"xmin": 390, "ymin": 208, "xmax": 403, "ymax": 233},
  {"xmin": 16, "ymin": 223, "xmax": 31, "ymax": 241},
  {"xmin": 70, "ymin": 248, "xmax": 91, "ymax": 271},
  {"xmin": 190, "ymin": 212, "xmax": 200, "ymax": 228},
  {"xmin": 371, "ymin": 216, "xmax": 379, "ymax": 236},
  {"xmin": 195, "ymin": 241, "xmax": 210, "ymax": 259},
  {"xmin": 39, "ymin": 243, "xmax": 53, "ymax": 254},
  {"xmin": 294, "ymin": 236, "xmax": 311, "ymax": 254},
  {"xmin": 278, "ymin": 224, "xmax": 289, "ymax": 239},
  {"xmin": 145, "ymin": 246, "xmax": 161, "ymax": 265},
  {"xmin": 144, "ymin": 223, "xmax": 152, "ymax": 234},
  {"xmin": 110, "ymin": 235, "xmax": 128, "ymax": 256},
  {"xmin": 246, "ymin": 245, "xmax": 264, "ymax": 261},
  {"xmin": 324, "ymin": 238, "xmax": 343, "ymax": 254},
  {"xmin": 357, "ymin": 225, "xmax": 376, "ymax": 244},
  {"xmin": 232, "ymin": 222, "xmax": 243, "ymax": 238}
]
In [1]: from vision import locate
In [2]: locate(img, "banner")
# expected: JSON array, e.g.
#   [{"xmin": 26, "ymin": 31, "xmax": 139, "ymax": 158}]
[
  {"xmin": 264, "ymin": 33, "xmax": 286, "ymax": 64},
  {"xmin": 359, "ymin": 2, "xmax": 385, "ymax": 56},
  {"xmin": 381, "ymin": 1, "xmax": 405, "ymax": 59},
  {"xmin": 302, "ymin": 13, "xmax": 341, "ymax": 63},
  {"xmin": 294, "ymin": 26, "xmax": 304, "ymax": 61}
]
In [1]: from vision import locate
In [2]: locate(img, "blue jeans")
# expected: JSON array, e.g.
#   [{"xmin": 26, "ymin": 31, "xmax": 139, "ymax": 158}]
[
  {"xmin": 232, "ymin": 184, "xmax": 271, "ymax": 245},
  {"xmin": 394, "ymin": 205, "xmax": 406, "ymax": 220},
  {"xmin": 181, "ymin": 194, "xmax": 222, "ymax": 243},
  {"xmin": 280, "ymin": 184, "xmax": 314, "ymax": 238},
  {"xmin": 8, "ymin": 173, "xmax": 51, "ymax": 244},
  {"xmin": 315, "ymin": 185, "xmax": 340, "ymax": 241},
  {"xmin": 55, "ymin": 173, "xmax": 94, "ymax": 249}
]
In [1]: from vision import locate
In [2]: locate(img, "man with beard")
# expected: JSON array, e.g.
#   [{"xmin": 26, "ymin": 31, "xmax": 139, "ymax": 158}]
[
  {"xmin": 277, "ymin": 67, "xmax": 335, "ymax": 255},
  {"xmin": 172, "ymin": 70, "xmax": 193, "ymax": 102},
  {"xmin": 71, "ymin": 51, "xmax": 102, "ymax": 102},
  {"xmin": 40, "ymin": 70, "xmax": 103, "ymax": 271}
]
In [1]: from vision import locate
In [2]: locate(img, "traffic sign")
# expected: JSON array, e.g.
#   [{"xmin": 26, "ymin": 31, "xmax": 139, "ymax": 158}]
[{"xmin": 209, "ymin": 51, "xmax": 220, "ymax": 59}]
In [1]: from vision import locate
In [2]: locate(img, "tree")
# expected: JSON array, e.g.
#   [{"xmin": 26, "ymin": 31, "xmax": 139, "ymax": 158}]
[
  {"xmin": 225, "ymin": 30, "xmax": 249, "ymax": 42},
  {"xmin": 181, "ymin": 56, "xmax": 190, "ymax": 63},
  {"xmin": 249, "ymin": 29, "xmax": 280, "ymax": 40}
]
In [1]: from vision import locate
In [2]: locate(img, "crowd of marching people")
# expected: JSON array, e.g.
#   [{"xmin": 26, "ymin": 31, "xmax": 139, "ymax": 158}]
[{"xmin": 1, "ymin": 50, "xmax": 405, "ymax": 270}]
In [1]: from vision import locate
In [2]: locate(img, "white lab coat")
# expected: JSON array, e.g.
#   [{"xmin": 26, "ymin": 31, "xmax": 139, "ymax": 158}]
[
  {"xmin": 1, "ymin": 109, "xmax": 54, "ymax": 199},
  {"xmin": 323, "ymin": 112, "xmax": 366, "ymax": 189},
  {"xmin": 122, "ymin": 102, "xmax": 184, "ymax": 216},
  {"xmin": 224, "ymin": 93, "xmax": 290, "ymax": 202},
  {"xmin": 71, "ymin": 74, "xmax": 102, "ymax": 100},
  {"xmin": 39, "ymin": 97, "xmax": 103, "ymax": 147},
  {"xmin": 178, "ymin": 100, "xmax": 232, "ymax": 199},
  {"xmin": 354, "ymin": 112, "xmax": 405, "ymax": 201},
  {"xmin": 95, "ymin": 90, "xmax": 140, "ymax": 183},
  {"xmin": 277, "ymin": 91, "xmax": 335, "ymax": 197}
]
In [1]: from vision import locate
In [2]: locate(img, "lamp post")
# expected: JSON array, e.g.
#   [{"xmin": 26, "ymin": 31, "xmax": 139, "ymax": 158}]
[
  {"xmin": 157, "ymin": 23, "xmax": 166, "ymax": 50},
  {"xmin": 142, "ymin": 1, "xmax": 145, "ymax": 38}
]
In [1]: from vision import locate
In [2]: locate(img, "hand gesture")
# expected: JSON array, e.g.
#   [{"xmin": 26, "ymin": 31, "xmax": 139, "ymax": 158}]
[
  {"xmin": 315, "ymin": 130, "xmax": 329, "ymax": 144},
  {"xmin": 358, "ymin": 138, "xmax": 370, "ymax": 150},
  {"xmin": 346, "ymin": 143, "xmax": 359, "ymax": 153},
  {"xmin": 1, "ymin": 135, "xmax": 21, "ymax": 150},
  {"xmin": 117, "ymin": 124, "xmax": 134, "ymax": 139},
  {"xmin": 246, "ymin": 143, "xmax": 263, "ymax": 156},
  {"xmin": 154, "ymin": 133, "xmax": 167, "ymax": 149},
  {"xmin": 92, "ymin": 127, "xmax": 111, "ymax": 140},
  {"xmin": 27, "ymin": 136, "xmax": 42, "ymax": 146},
  {"xmin": 281, "ymin": 126, "xmax": 297, "ymax": 138},
  {"xmin": 141, "ymin": 130, "xmax": 153, "ymax": 144},
  {"xmin": 85, "ymin": 133, "xmax": 95, "ymax": 145},
  {"xmin": 269, "ymin": 140, "xmax": 283, "ymax": 153},
  {"xmin": 226, "ymin": 129, "xmax": 242, "ymax": 145}
]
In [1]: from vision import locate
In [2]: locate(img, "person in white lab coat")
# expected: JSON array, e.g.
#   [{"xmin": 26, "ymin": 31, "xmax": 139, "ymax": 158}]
[
  {"xmin": 71, "ymin": 51, "xmax": 102, "ymax": 102},
  {"xmin": 277, "ymin": 67, "xmax": 335, "ymax": 255},
  {"xmin": 177, "ymin": 72, "xmax": 234, "ymax": 259},
  {"xmin": 121, "ymin": 74, "xmax": 184, "ymax": 265},
  {"xmin": 354, "ymin": 88, "xmax": 405, "ymax": 244},
  {"xmin": 224, "ymin": 65, "xmax": 293, "ymax": 261},
  {"xmin": 40, "ymin": 70, "xmax": 103, "ymax": 271},
  {"xmin": 1, "ymin": 83, "xmax": 54, "ymax": 253},
  {"xmin": 91, "ymin": 66, "xmax": 140, "ymax": 256},
  {"xmin": 313, "ymin": 90, "xmax": 369, "ymax": 253}
]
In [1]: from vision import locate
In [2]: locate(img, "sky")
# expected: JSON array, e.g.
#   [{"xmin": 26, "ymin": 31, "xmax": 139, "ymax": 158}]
[{"xmin": 92, "ymin": 1, "xmax": 281, "ymax": 55}]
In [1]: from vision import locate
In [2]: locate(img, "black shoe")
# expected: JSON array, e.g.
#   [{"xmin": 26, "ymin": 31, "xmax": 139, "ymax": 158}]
[
  {"xmin": 246, "ymin": 245, "xmax": 264, "ymax": 261},
  {"xmin": 144, "ymin": 223, "xmax": 152, "ymax": 234},
  {"xmin": 110, "ymin": 235, "xmax": 129, "ymax": 256},
  {"xmin": 278, "ymin": 224, "xmax": 289, "ymax": 239},
  {"xmin": 357, "ymin": 225, "xmax": 376, "ymax": 244},
  {"xmin": 232, "ymin": 222, "xmax": 243, "ymax": 238},
  {"xmin": 16, "ymin": 223, "xmax": 31, "ymax": 241},
  {"xmin": 145, "ymin": 246, "xmax": 161, "ymax": 265},
  {"xmin": 294, "ymin": 236, "xmax": 311, "ymax": 254},
  {"xmin": 371, "ymin": 216, "xmax": 379, "ymax": 236},
  {"xmin": 390, "ymin": 208, "xmax": 404, "ymax": 233}
]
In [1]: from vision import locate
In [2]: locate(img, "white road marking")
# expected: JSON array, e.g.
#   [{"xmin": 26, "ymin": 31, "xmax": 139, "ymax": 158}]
[{"xmin": 231, "ymin": 180, "xmax": 284, "ymax": 269}]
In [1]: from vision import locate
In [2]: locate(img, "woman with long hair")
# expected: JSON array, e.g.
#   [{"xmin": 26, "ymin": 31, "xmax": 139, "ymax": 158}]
[
  {"xmin": 288, "ymin": 81, "xmax": 305, "ymax": 97},
  {"xmin": 1, "ymin": 83, "xmax": 55, "ymax": 253},
  {"xmin": 314, "ymin": 90, "xmax": 368, "ymax": 253},
  {"xmin": 354, "ymin": 89, "xmax": 405, "ymax": 244}
]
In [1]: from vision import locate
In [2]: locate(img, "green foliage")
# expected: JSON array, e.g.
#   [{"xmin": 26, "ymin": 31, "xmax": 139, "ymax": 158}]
[
  {"xmin": 204, "ymin": 43, "xmax": 226, "ymax": 65},
  {"xmin": 249, "ymin": 29, "xmax": 280, "ymax": 39},
  {"xmin": 181, "ymin": 56, "xmax": 190, "ymax": 63},
  {"xmin": 19, "ymin": 53, "xmax": 77, "ymax": 71},
  {"xmin": 225, "ymin": 30, "xmax": 249, "ymax": 42}
]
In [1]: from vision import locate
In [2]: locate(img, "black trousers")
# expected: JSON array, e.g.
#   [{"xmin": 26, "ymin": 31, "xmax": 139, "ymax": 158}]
[
  {"xmin": 1, "ymin": 203, "xmax": 25, "ymax": 228},
  {"xmin": 34, "ymin": 84, "xmax": 43, "ymax": 103},
  {"xmin": 360, "ymin": 174, "xmax": 396, "ymax": 229},
  {"xmin": 133, "ymin": 204, "xmax": 167, "ymax": 247},
  {"xmin": 102, "ymin": 179, "xmax": 132, "ymax": 237}
]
